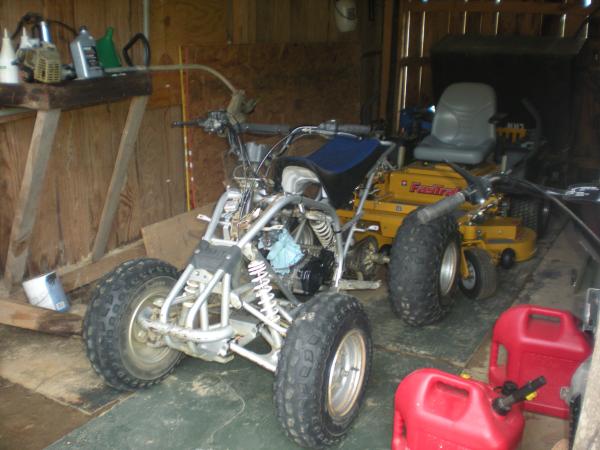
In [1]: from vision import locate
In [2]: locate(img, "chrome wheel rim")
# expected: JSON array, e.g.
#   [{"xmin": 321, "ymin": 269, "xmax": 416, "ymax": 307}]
[
  {"xmin": 327, "ymin": 329, "xmax": 367, "ymax": 421},
  {"xmin": 461, "ymin": 259, "xmax": 477, "ymax": 290},
  {"xmin": 127, "ymin": 282, "xmax": 174, "ymax": 369},
  {"xmin": 439, "ymin": 241, "xmax": 459, "ymax": 297}
]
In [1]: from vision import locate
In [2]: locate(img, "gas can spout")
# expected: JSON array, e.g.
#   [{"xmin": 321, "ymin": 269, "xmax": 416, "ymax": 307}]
[{"xmin": 492, "ymin": 376, "xmax": 547, "ymax": 416}]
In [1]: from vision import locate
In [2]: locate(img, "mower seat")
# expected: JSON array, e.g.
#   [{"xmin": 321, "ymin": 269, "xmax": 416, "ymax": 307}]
[
  {"xmin": 414, "ymin": 83, "xmax": 496, "ymax": 165},
  {"xmin": 275, "ymin": 136, "xmax": 386, "ymax": 208}
]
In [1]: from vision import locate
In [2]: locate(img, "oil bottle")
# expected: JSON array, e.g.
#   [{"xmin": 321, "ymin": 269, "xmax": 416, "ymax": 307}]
[{"xmin": 70, "ymin": 26, "xmax": 104, "ymax": 79}]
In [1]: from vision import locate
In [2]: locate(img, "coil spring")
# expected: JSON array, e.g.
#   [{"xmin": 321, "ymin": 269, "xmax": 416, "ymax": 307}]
[
  {"xmin": 184, "ymin": 278, "xmax": 201, "ymax": 296},
  {"xmin": 309, "ymin": 219, "xmax": 334, "ymax": 248},
  {"xmin": 248, "ymin": 260, "xmax": 280, "ymax": 323}
]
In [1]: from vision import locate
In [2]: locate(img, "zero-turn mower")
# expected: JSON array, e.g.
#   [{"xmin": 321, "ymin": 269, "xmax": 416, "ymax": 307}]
[{"xmin": 338, "ymin": 82, "xmax": 549, "ymax": 326}]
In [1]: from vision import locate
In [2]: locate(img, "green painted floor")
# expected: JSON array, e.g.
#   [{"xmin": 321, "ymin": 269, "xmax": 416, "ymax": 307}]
[{"xmin": 47, "ymin": 222, "xmax": 563, "ymax": 450}]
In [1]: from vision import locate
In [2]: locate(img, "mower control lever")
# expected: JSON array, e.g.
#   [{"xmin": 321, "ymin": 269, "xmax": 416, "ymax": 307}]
[{"xmin": 416, "ymin": 192, "xmax": 467, "ymax": 224}]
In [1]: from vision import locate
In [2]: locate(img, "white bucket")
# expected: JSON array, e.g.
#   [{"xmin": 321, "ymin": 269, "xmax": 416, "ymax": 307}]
[{"xmin": 22, "ymin": 272, "xmax": 70, "ymax": 312}]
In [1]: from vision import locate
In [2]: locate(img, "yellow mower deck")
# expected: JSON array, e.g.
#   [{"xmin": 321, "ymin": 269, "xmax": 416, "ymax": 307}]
[{"xmin": 338, "ymin": 161, "xmax": 537, "ymax": 276}]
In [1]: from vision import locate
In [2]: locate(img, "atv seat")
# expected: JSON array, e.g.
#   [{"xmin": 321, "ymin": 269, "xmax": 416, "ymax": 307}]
[
  {"xmin": 414, "ymin": 83, "xmax": 496, "ymax": 165},
  {"xmin": 276, "ymin": 136, "xmax": 386, "ymax": 208}
]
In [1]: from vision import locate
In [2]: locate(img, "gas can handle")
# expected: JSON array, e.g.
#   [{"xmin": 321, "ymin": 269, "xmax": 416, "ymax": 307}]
[
  {"xmin": 425, "ymin": 372, "xmax": 478, "ymax": 398},
  {"xmin": 392, "ymin": 411, "xmax": 407, "ymax": 449},
  {"xmin": 525, "ymin": 305, "xmax": 574, "ymax": 333}
]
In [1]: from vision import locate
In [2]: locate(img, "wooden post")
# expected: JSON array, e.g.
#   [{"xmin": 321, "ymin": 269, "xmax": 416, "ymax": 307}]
[
  {"xmin": 3, "ymin": 109, "xmax": 61, "ymax": 290},
  {"xmin": 573, "ymin": 314, "xmax": 600, "ymax": 450},
  {"xmin": 91, "ymin": 95, "xmax": 149, "ymax": 261}
]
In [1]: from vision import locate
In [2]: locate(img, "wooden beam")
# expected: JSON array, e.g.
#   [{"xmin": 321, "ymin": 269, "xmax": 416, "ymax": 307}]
[
  {"xmin": 0, "ymin": 72, "xmax": 152, "ymax": 111},
  {"xmin": 59, "ymin": 240, "xmax": 146, "ymax": 292},
  {"xmin": 91, "ymin": 96, "xmax": 149, "ymax": 262},
  {"xmin": 573, "ymin": 307, "xmax": 600, "ymax": 449},
  {"xmin": 0, "ymin": 299, "xmax": 82, "ymax": 335},
  {"xmin": 407, "ymin": 0, "xmax": 589, "ymax": 16},
  {"xmin": 397, "ymin": 56, "xmax": 431, "ymax": 68},
  {"xmin": 379, "ymin": 0, "xmax": 395, "ymax": 120},
  {"xmin": 3, "ymin": 109, "xmax": 61, "ymax": 291}
]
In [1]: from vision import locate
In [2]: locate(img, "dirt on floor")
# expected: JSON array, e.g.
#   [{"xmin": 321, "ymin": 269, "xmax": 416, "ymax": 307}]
[
  {"xmin": 0, "ymin": 377, "xmax": 90, "ymax": 450},
  {"xmin": 0, "ymin": 220, "xmax": 581, "ymax": 450}
]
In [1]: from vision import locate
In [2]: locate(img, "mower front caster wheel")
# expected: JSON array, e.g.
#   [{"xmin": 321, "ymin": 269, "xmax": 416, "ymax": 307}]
[
  {"xmin": 459, "ymin": 248, "xmax": 498, "ymax": 300},
  {"xmin": 274, "ymin": 292, "xmax": 372, "ymax": 448}
]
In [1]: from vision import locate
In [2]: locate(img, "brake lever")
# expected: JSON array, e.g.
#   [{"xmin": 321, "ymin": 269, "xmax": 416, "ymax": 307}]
[{"xmin": 446, "ymin": 161, "xmax": 491, "ymax": 205}]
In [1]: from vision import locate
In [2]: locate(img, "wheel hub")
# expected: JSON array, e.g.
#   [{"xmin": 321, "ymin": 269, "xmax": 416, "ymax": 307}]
[
  {"xmin": 127, "ymin": 288, "xmax": 174, "ymax": 366},
  {"xmin": 439, "ymin": 241, "xmax": 459, "ymax": 297},
  {"xmin": 461, "ymin": 260, "xmax": 477, "ymax": 290},
  {"xmin": 327, "ymin": 329, "xmax": 367, "ymax": 421}
]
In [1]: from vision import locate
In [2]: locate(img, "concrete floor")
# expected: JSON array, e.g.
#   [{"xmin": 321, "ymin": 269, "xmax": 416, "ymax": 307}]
[{"xmin": 0, "ymin": 217, "xmax": 580, "ymax": 450}]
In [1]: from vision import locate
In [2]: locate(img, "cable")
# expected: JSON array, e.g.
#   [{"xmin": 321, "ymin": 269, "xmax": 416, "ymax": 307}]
[{"xmin": 502, "ymin": 177, "xmax": 600, "ymax": 248}]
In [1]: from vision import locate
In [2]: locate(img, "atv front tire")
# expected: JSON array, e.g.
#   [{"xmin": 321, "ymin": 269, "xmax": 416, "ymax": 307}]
[
  {"xmin": 388, "ymin": 212, "xmax": 460, "ymax": 326},
  {"xmin": 83, "ymin": 258, "xmax": 182, "ymax": 391},
  {"xmin": 274, "ymin": 292, "xmax": 372, "ymax": 448}
]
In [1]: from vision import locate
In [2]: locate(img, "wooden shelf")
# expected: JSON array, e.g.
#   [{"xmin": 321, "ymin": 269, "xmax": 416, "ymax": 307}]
[
  {"xmin": 1, "ymin": 72, "xmax": 152, "ymax": 335},
  {"xmin": 0, "ymin": 71, "xmax": 152, "ymax": 111}
]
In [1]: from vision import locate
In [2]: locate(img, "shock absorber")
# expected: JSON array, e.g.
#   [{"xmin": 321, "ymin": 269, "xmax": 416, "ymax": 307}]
[
  {"xmin": 184, "ymin": 277, "xmax": 201, "ymax": 296},
  {"xmin": 309, "ymin": 219, "xmax": 334, "ymax": 249},
  {"xmin": 247, "ymin": 259, "xmax": 280, "ymax": 324}
]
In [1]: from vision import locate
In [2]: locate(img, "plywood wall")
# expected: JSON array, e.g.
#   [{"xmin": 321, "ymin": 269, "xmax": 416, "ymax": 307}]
[
  {"xmin": 0, "ymin": 1, "xmax": 383, "ymax": 279},
  {"xmin": 0, "ymin": 1, "xmax": 186, "ymax": 278}
]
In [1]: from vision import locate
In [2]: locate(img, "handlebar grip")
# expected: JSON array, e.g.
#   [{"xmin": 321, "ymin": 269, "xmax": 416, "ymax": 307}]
[
  {"xmin": 336, "ymin": 124, "xmax": 372, "ymax": 135},
  {"xmin": 416, "ymin": 192, "xmax": 466, "ymax": 224},
  {"xmin": 239, "ymin": 123, "xmax": 291, "ymax": 135}
]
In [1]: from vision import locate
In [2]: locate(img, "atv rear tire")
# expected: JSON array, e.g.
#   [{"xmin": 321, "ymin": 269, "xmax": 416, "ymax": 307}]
[
  {"xmin": 83, "ymin": 258, "xmax": 182, "ymax": 391},
  {"xmin": 509, "ymin": 196, "xmax": 550, "ymax": 238},
  {"xmin": 274, "ymin": 292, "xmax": 372, "ymax": 448},
  {"xmin": 459, "ymin": 248, "xmax": 498, "ymax": 300},
  {"xmin": 388, "ymin": 211, "xmax": 460, "ymax": 327}
]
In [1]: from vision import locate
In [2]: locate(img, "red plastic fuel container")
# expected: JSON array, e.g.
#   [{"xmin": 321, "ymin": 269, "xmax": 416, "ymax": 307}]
[
  {"xmin": 392, "ymin": 369, "xmax": 525, "ymax": 450},
  {"xmin": 489, "ymin": 304, "xmax": 592, "ymax": 419}
]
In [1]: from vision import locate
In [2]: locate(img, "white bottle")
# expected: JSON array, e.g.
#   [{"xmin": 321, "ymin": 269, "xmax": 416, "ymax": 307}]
[
  {"xmin": 0, "ymin": 28, "xmax": 19, "ymax": 84},
  {"xmin": 19, "ymin": 28, "xmax": 39, "ymax": 50}
]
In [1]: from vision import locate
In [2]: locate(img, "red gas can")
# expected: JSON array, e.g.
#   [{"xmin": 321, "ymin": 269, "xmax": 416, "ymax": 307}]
[
  {"xmin": 489, "ymin": 304, "xmax": 592, "ymax": 419},
  {"xmin": 392, "ymin": 369, "xmax": 525, "ymax": 450}
]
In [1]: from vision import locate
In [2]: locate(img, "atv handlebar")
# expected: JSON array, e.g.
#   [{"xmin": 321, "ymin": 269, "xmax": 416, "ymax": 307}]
[
  {"xmin": 237, "ymin": 123, "xmax": 292, "ymax": 135},
  {"xmin": 317, "ymin": 122, "xmax": 372, "ymax": 136},
  {"xmin": 416, "ymin": 191, "xmax": 468, "ymax": 224}
]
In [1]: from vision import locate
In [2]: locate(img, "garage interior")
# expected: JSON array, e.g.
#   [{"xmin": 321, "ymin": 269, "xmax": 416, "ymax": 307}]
[{"xmin": 0, "ymin": 1, "xmax": 599, "ymax": 449}]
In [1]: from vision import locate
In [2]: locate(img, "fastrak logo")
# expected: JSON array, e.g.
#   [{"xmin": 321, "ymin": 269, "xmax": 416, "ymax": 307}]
[{"xmin": 407, "ymin": 181, "xmax": 460, "ymax": 197}]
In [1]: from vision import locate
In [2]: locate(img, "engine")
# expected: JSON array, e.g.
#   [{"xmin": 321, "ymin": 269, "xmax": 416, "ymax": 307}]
[{"xmin": 260, "ymin": 228, "xmax": 335, "ymax": 297}]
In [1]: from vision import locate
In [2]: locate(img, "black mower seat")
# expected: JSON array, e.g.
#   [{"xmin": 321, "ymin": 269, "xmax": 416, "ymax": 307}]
[{"xmin": 276, "ymin": 136, "xmax": 386, "ymax": 208}]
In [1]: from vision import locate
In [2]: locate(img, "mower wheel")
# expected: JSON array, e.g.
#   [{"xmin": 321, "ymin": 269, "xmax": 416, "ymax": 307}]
[
  {"xmin": 388, "ymin": 211, "xmax": 460, "ymax": 327},
  {"xmin": 459, "ymin": 248, "xmax": 498, "ymax": 300},
  {"xmin": 274, "ymin": 292, "xmax": 372, "ymax": 448},
  {"xmin": 509, "ymin": 196, "xmax": 550, "ymax": 238}
]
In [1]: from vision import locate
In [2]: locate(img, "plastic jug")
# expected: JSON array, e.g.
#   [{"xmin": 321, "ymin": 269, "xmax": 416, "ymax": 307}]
[
  {"xmin": 393, "ymin": 369, "xmax": 526, "ymax": 450},
  {"xmin": 489, "ymin": 304, "xmax": 592, "ymax": 418}
]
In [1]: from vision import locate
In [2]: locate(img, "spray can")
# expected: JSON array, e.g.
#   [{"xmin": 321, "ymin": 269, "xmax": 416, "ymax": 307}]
[
  {"xmin": 0, "ymin": 28, "xmax": 19, "ymax": 84},
  {"xmin": 70, "ymin": 26, "xmax": 104, "ymax": 79}
]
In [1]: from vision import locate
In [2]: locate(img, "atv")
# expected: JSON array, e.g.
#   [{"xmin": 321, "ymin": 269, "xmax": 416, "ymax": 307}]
[
  {"xmin": 83, "ymin": 111, "xmax": 397, "ymax": 448},
  {"xmin": 337, "ymin": 83, "xmax": 547, "ymax": 326}
]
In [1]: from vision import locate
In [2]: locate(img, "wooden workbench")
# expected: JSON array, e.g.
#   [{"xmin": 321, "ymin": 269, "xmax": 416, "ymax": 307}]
[{"xmin": 0, "ymin": 71, "xmax": 152, "ymax": 334}]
